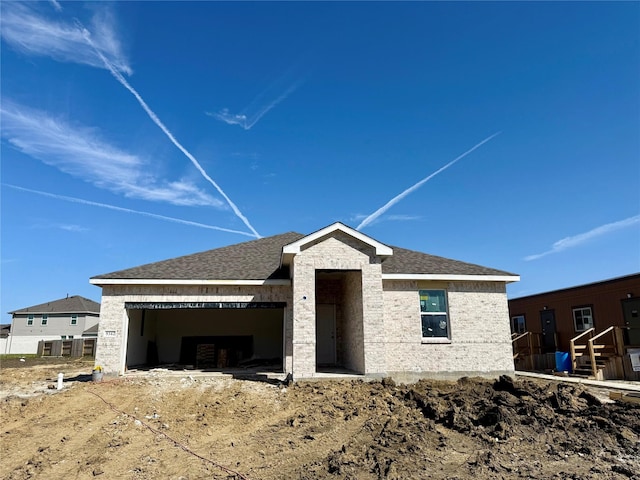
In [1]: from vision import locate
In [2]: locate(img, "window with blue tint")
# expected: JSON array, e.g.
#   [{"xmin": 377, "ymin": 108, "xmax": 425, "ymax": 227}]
[{"xmin": 419, "ymin": 290, "xmax": 449, "ymax": 338}]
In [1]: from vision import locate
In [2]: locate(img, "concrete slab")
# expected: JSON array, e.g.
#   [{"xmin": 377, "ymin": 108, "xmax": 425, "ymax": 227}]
[{"xmin": 516, "ymin": 370, "xmax": 640, "ymax": 392}]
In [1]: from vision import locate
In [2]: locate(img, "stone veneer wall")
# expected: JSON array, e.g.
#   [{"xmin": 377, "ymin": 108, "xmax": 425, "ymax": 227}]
[
  {"xmin": 94, "ymin": 284, "xmax": 292, "ymax": 375},
  {"xmin": 291, "ymin": 233, "xmax": 384, "ymax": 378},
  {"xmin": 382, "ymin": 280, "xmax": 515, "ymax": 380}
]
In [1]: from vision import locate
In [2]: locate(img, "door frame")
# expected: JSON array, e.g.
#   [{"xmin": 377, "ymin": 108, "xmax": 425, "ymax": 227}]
[
  {"xmin": 540, "ymin": 309, "xmax": 557, "ymax": 353},
  {"xmin": 316, "ymin": 303, "xmax": 337, "ymax": 366}
]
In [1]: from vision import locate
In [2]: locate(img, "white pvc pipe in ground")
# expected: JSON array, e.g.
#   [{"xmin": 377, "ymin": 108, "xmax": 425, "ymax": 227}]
[{"xmin": 57, "ymin": 373, "xmax": 64, "ymax": 390}]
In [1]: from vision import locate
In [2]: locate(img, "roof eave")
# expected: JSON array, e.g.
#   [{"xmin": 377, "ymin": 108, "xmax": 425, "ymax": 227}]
[
  {"xmin": 89, "ymin": 278, "xmax": 291, "ymax": 286},
  {"xmin": 382, "ymin": 273, "xmax": 520, "ymax": 283},
  {"xmin": 10, "ymin": 310, "xmax": 100, "ymax": 315}
]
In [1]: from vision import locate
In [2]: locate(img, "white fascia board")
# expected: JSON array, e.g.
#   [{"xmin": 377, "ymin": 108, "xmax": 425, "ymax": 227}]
[
  {"xmin": 89, "ymin": 278, "xmax": 291, "ymax": 286},
  {"xmin": 382, "ymin": 274, "xmax": 520, "ymax": 283},
  {"xmin": 282, "ymin": 222, "xmax": 393, "ymax": 256}
]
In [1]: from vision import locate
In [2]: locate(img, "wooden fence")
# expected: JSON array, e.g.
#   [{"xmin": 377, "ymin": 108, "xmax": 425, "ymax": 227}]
[{"xmin": 37, "ymin": 338, "xmax": 96, "ymax": 358}]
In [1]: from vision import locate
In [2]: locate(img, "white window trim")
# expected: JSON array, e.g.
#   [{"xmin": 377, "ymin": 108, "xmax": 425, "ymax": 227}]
[
  {"xmin": 512, "ymin": 315, "xmax": 526, "ymax": 334},
  {"xmin": 70, "ymin": 315, "xmax": 78, "ymax": 326},
  {"xmin": 27, "ymin": 315, "xmax": 34, "ymax": 326},
  {"xmin": 419, "ymin": 289, "xmax": 451, "ymax": 342},
  {"xmin": 41, "ymin": 314, "xmax": 48, "ymax": 326},
  {"xmin": 421, "ymin": 337, "xmax": 452, "ymax": 344},
  {"xmin": 572, "ymin": 307, "xmax": 593, "ymax": 332}
]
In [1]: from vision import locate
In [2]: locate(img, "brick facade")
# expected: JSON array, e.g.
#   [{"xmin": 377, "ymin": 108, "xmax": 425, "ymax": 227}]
[
  {"xmin": 382, "ymin": 280, "xmax": 514, "ymax": 381},
  {"xmin": 95, "ymin": 228, "xmax": 515, "ymax": 381}
]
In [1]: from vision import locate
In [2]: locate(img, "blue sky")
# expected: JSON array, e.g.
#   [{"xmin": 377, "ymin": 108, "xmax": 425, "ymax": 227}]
[{"xmin": 2, "ymin": 1, "xmax": 639, "ymax": 322}]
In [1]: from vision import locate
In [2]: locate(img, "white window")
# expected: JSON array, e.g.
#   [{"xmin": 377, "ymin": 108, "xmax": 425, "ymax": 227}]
[
  {"xmin": 41, "ymin": 314, "xmax": 48, "ymax": 326},
  {"xmin": 68, "ymin": 335, "xmax": 74, "ymax": 339},
  {"xmin": 27, "ymin": 315, "xmax": 34, "ymax": 326},
  {"xmin": 61, "ymin": 335, "xmax": 66, "ymax": 340},
  {"xmin": 573, "ymin": 307, "xmax": 593, "ymax": 332},
  {"xmin": 512, "ymin": 315, "xmax": 526, "ymax": 334},
  {"xmin": 70, "ymin": 315, "xmax": 78, "ymax": 326},
  {"xmin": 420, "ymin": 290, "xmax": 450, "ymax": 339}
]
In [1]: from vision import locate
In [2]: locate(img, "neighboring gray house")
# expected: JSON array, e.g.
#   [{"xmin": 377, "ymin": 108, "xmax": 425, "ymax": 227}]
[
  {"xmin": 0, "ymin": 324, "xmax": 10, "ymax": 354},
  {"xmin": 91, "ymin": 223, "xmax": 519, "ymax": 381},
  {"xmin": 7, "ymin": 296, "xmax": 100, "ymax": 354}
]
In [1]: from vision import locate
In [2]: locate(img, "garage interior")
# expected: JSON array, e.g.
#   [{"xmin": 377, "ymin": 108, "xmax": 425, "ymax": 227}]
[{"xmin": 124, "ymin": 302, "xmax": 285, "ymax": 372}]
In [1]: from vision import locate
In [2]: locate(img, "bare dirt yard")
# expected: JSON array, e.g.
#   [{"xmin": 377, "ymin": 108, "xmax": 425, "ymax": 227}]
[{"xmin": 1, "ymin": 357, "xmax": 639, "ymax": 480}]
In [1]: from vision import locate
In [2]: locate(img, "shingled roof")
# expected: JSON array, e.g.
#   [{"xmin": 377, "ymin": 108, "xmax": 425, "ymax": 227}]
[
  {"xmin": 9, "ymin": 295, "xmax": 100, "ymax": 314},
  {"xmin": 91, "ymin": 231, "xmax": 515, "ymax": 281}
]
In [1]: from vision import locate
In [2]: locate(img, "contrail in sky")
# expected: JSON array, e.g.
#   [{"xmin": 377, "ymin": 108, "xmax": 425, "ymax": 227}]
[
  {"xmin": 356, "ymin": 132, "xmax": 502, "ymax": 230},
  {"xmin": 524, "ymin": 214, "xmax": 640, "ymax": 261},
  {"xmin": 4, "ymin": 184, "xmax": 256, "ymax": 237},
  {"xmin": 209, "ymin": 80, "xmax": 301, "ymax": 130},
  {"xmin": 77, "ymin": 24, "xmax": 261, "ymax": 238}
]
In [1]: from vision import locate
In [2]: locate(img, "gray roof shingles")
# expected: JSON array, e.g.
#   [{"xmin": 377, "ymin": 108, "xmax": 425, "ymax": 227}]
[
  {"xmin": 92, "ymin": 232, "xmax": 304, "ymax": 281},
  {"xmin": 10, "ymin": 295, "xmax": 100, "ymax": 314},
  {"xmin": 92, "ymin": 231, "xmax": 516, "ymax": 282}
]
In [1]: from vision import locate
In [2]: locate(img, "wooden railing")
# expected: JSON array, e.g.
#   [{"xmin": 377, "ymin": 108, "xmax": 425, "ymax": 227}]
[
  {"xmin": 512, "ymin": 331, "xmax": 540, "ymax": 371},
  {"xmin": 587, "ymin": 326, "xmax": 624, "ymax": 378},
  {"xmin": 570, "ymin": 326, "xmax": 625, "ymax": 379},
  {"xmin": 569, "ymin": 327, "xmax": 594, "ymax": 372}
]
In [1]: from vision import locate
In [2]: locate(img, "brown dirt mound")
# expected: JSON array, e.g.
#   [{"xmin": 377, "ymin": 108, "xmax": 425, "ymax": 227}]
[{"xmin": 1, "ymin": 361, "xmax": 638, "ymax": 479}]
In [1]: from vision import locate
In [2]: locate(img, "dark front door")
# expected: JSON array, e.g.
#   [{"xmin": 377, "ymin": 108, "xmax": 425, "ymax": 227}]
[
  {"xmin": 540, "ymin": 309, "xmax": 557, "ymax": 353},
  {"xmin": 622, "ymin": 298, "xmax": 640, "ymax": 346}
]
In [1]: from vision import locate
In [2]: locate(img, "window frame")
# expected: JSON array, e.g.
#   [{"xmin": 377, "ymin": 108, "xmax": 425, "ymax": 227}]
[
  {"xmin": 572, "ymin": 306, "xmax": 594, "ymax": 332},
  {"xmin": 27, "ymin": 315, "xmax": 34, "ymax": 326},
  {"xmin": 512, "ymin": 315, "xmax": 526, "ymax": 334},
  {"xmin": 70, "ymin": 315, "xmax": 78, "ymax": 326},
  {"xmin": 41, "ymin": 314, "xmax": 48, "ymax": 326},
  {"xmin": 419, "ymin": 289, "xmax": 451, "ymax": 343}
]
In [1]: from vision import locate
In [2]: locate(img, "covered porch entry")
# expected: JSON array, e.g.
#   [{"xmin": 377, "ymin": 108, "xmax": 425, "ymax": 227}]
[{"xmin": 315, "ymin": 270, "xmax": 365, "ymax": 374}]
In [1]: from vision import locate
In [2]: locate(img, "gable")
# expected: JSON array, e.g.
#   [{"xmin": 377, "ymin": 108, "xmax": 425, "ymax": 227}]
[{"xmin": 281, "ymin": 222, "xmax": 392, "ymax": 269}]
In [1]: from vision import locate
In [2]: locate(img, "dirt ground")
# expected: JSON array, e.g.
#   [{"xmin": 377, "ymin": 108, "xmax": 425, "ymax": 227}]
[{"xmin": 1, "ymin": 357, "xmax": 639, "ymax": 480}]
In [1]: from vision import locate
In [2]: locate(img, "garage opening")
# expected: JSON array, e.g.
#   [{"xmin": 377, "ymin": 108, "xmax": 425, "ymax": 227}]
[{"xmin": 124, "ymin": 302, "xmax": 285, "ymax": 372}]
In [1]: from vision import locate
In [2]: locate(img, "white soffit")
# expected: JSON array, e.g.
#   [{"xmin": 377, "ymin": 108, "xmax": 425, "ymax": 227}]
[{"xmin": 382, "ymin": 274, "xmax": 520, "ymax": 283}]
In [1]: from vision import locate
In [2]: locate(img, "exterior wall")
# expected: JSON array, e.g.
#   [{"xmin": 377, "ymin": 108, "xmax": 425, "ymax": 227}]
[
  {"xmin": 508, "ymin": 274, "xmax": 640, "ymax": 352},
  {"xmin": 8, "ymin": 312, "xmax": 99, "ymax": 354},
  {"xmin": 291, "ymin": 233, "xmax": 385, "ymax": 378},
  {"xmin": 7, "ymin": 335, "xmax": 61, "ymax": 354},
  {"xmin": 11, "ymin": 313, "xmax": 99, "ymax": 337},
  {"xmin": 383, "ymin": 280, "xmax": 514, "ymax": 380},
  {"xmin": 95, "ymin": 284, "xmax": 292, "ymax": 375}
]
